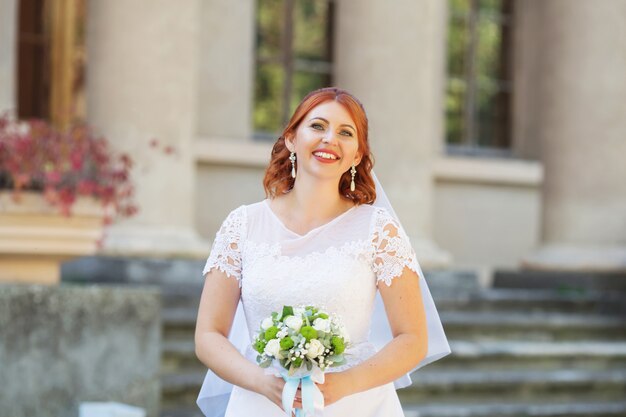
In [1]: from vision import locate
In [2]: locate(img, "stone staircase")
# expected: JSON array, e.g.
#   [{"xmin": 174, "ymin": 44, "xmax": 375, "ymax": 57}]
[{"xmin": 159, "ymin": 274, "xmax": 626, "ymax": 417}]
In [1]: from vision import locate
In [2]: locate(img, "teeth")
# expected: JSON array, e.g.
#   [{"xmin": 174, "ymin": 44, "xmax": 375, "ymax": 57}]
[{"xmin": 313, "ymin": 152, "xmax": 338, "ymax": 160}]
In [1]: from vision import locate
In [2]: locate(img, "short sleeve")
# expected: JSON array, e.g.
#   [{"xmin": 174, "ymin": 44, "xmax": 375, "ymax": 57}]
[
  {"xmin": 370, "ymin": 207, "xmax": 419, "ymax": 287},
  {"xmin": 202, "ymin": 205, "xmax": 247, "ymax": 285}
]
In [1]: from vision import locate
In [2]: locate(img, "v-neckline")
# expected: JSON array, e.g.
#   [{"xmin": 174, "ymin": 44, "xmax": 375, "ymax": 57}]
[{"xmin": 263, "ymin": 199, "xmax": 357, "ymax": 238}]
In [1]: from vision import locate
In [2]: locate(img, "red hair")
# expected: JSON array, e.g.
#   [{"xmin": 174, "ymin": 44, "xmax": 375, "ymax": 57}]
[{"xmin": 263, "ymin": 87, "xmax": 376, "ymax": 204}]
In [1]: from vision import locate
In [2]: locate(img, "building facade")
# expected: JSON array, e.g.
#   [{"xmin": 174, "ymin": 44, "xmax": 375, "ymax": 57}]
[{"xmin": 1, "ymin": 0, "xmax": 625, "ymax": 283}]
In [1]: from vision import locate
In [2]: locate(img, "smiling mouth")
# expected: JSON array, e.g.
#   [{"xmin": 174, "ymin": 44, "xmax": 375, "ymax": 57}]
[{"xmin": 312, "ymin": 151, "xmax": 340, "ymax": 160}]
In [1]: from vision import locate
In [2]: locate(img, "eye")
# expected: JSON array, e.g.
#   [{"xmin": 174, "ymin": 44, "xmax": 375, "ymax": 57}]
[
  {"xmin": 340, "ymin": 130, "xmax": 354, "ymax": 137},
  {"xmin": 310, "ymin": 123, "xmax": 324, "ymax": 130}
]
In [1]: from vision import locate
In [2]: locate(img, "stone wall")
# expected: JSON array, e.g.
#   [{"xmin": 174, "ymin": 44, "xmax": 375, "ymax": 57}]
[{"xmin": 0, "ymin": 284, "xmax": 161, "ymax": 417}]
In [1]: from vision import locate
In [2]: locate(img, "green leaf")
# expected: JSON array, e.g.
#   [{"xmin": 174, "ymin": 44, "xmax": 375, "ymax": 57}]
[
  {"xmin": 282, "ymin": 305, "xmax": 294, "ymax": 317},
  {"xmin": 327, "ymin": 354, "xmax": 344, "ymax": 362},
  {"xmin": 306, "ymin": 360, "xmax": 312, "ymax": 371},
  {"xmin": 331, "ymin": 357, "xmax": 347, "ymax": 366},
  {"xmin": 259, "ymin": 358, "xmax": 272, "ymax": 368}
]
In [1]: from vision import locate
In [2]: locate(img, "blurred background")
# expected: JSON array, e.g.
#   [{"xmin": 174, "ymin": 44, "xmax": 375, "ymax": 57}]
[{"xmin": 0, "ymin": 0, "xmax": 625, "ymax": 416}]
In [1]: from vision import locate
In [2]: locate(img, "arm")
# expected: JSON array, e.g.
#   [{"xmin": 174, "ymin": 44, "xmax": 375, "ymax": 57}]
[
  {"xmin": 318, "ymin": 215, "xmax": 428, "ymax": 405},
  {"xmin": 319, "ymin": 266, "xmax": 428, "ymax": 404},
  {"xmin": 194, "ymin": 269, "xmax": 259, "ymax": 391},
  {"xmin": 194, "ymin": 269, "xmax": 287, "ymax": 407}
]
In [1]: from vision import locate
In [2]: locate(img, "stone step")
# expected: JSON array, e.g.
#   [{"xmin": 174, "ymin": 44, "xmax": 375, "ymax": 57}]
[
  {"xmin": 434, "ymin": 288, "xmax": 626, "ymax": 315},
  {"xmin": 160, "ymin": 400, "xmax": 626, "ymax": 417},
  {"xmin": 161, "ymin": 406, "xmax": 204, "ymax": 417},
  {"xmin": 431, "ymin": 340, "xmax": 626, "ymax": 371},
  {"xmin": 399, "ymin": 369, "xmax": 626, "ymax": 403},
  {"xmin": 160, "ymin": 369, "xmax": 626, "ymax": 415},
  {"xmin": 161, "ymin": 367, "xmax": 626, "ymax": 396},
  {"xmin": 161, "ymin": 308, "xmax": 196, "ymax": 340},
  {"xmin": 161, "ymin": 371, "xmax": 206, "ymax": 410},
  {"xmin": 162, "ymin": 339, "xmax": 204, "ymax": 373},
  {"xmin": 403, "ymin": 400, "xmax": 626, "ymax": 417},
  {"xmin": 160, "ymin": 283, "xmax": 203, "ymax": 310},
  {"xmin": 162, "ymin": 305, "xmax": 626, "ymax": 343},
  {"xmin": 440, "ymin": 311, "xmax": 626, "ymax": 341},
  {"xmin": 160, "ymin": 284, "xmax": 626, "ymax": 315},
  {"xmin": 494, "ymin": 269, "xmax": 626, "ymax": 293},
  {"xmin": 162, "ymin": 307, "xmax": 197, "ymax": 327},
  {"xmin": 162, "ymin": 337, "xmax": 626, "ymax": 373}
]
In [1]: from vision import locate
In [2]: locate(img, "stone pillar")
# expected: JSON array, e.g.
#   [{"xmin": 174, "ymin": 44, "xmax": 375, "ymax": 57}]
[
  {"xmin": 0, "ymin": 0, "xmax": 17, "ymax": 112},
  {"xmin": 196, "ymin": 0, "xmax": 255, "ymax": 140},
  {"xmin": 520, "ymin": 0, "xmax": 626, "ymax": 271},
  {"xmin": 86, "ymin": 0, "xmax": 209, "ymax": 257},
  {"xmin": 334, "ymin": 0, "xmax": 451, "ymax": 267}
]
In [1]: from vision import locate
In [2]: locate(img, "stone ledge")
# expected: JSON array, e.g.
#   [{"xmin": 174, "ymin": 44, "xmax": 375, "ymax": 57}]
[
  {"xmin": 433, "ymin": 156, "xmax": 543, "ymax": 187},
  {"xmin": 403, "ymin": 400, "xmax": 626, "ymax": 417},
  {"xmin": 0, "ymin": 283, "xmax": 161, "ymax": 417},
  {"xmin": 194, "ymin": 138, "xmax": 272, "ymax": 168}
]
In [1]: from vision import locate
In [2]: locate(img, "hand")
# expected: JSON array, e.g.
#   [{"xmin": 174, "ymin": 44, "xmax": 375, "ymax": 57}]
[
  {"xmin": 317, "ymin": 371, "xmax": 355, "ymax": 406},
  {"xmin": 257, "ymin": 374, "xmax": 303, "ymax": 412}
]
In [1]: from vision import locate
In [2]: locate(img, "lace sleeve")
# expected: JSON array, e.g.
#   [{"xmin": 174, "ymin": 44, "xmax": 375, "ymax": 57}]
[
  {"xmin": 202, "ymin": 205, "xmax": 247, "ymax": 285},
  {"xmin": 370, "ymin": 207, "xmax": 419, "ymax": 287}
]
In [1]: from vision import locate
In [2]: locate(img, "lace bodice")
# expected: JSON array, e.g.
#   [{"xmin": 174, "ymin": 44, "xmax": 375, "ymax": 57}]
[{"xmin": 203, "ymin": 199, "xmax": 419, "ymax": 369}]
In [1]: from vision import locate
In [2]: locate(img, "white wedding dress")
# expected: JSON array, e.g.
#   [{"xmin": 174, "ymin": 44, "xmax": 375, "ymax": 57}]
[{"xmin": 200, "ymin": 199, "xmax": 433, "ymax": 417}]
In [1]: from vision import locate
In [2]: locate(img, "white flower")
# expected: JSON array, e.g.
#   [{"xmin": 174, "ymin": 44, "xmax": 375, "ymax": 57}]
[
  {"xmin": 305, "ymin": 339, "xmax": 325, "ymax": 359},
  {"xmin": 284, "ymin": 315, "xmax": 303, "ymax": 332},
  {"xmin": 277, "ymin": 329, "xmax": 288, "ymax": 339},
  {"xmin": 261, "ymin": 317, "xmax": 274, "ymax": 330},
  {"xmin": 264, "ymin": 339, "xmax": 283, "ymax": 359},
  {"xmin": 313, "ymin": 318, "xmax": 331, "ymax": 333},
  {"xmin": 294, "ymin": 307, "xmax": 306, "ymax": 317}
]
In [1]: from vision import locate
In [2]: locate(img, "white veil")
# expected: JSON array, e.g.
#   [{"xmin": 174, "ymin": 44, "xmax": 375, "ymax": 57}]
[
  {"xmin": 367, "ymin": 171, "xmax": 451, "ymax": 387},
  {"xmin": 196, "ymin": 171, "xmax": 451, "ymax": 416}
]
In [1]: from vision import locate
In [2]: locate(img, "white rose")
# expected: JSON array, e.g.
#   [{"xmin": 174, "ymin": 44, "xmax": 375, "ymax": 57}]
[
  {"xmin": 261, "ymin": 317, "xmax": 274, "ymax": 330},
  {"xmin": 313, "ymin": 318, "xmax": 331, "ymax": 333},
  {"xmin": 305, "ymin": 339, "xmax": 325, "ymax": 359},
  {"xmin": 264, "ymin": 339, "xmax": 283, "ymax": 359},
  {"xmin": 284, "ymin": 315, "xmax": 303, "ymax": 332}
]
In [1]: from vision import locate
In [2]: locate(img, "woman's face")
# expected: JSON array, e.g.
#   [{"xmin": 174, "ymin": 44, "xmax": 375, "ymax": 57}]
[{"xmin": 286, "ymin": 100, "xmax": 362, "ymax": 183}]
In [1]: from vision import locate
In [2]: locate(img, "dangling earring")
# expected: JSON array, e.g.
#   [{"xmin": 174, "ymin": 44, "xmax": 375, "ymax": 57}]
[
  {"xmin": 289, "ymin": 151, "xmax": 296, "ymax": 178},
  {"xmin": 350, "ymin": 165, "xmax": 357, "ymax": 192}
]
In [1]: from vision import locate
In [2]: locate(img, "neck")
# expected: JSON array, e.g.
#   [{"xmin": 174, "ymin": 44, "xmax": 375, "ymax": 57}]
[{"xmin": 286, "ymin": 174, "xmax": 350, "ymax": 220}]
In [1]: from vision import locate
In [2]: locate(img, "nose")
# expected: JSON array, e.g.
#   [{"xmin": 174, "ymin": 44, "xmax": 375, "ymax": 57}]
[{"xmin": 321, "ymin": 131, "xmax": 338, "ymax": 144}]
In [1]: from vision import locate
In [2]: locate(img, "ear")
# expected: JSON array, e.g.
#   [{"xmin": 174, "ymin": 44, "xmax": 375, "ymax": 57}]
[
  {"xmin": 353, "ymin": 151, "xmax": 363, "ymax": 167},
  {"xmin": 284, "ymin": 132, "xmax": 295, "ymax": 152}
]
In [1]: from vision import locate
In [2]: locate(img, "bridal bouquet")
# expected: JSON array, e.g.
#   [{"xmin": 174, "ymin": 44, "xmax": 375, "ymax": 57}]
[
  {"xmin": 252, "ymin": 305, "xmax": 349, "ymax": 417},
  {"xmin": 253, "ymin": 305, "xmax": 349, "ymax": 374}
]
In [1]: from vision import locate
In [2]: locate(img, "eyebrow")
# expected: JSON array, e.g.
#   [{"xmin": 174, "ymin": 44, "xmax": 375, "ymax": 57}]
[{"xmin": 308, "ymin": 117, "xmax": 356, "ymax": 131}]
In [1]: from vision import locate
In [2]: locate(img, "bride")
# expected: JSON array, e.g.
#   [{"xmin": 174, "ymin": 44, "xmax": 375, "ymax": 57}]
[{"xmin": 194, "ymin": 87, "xmax": 449, "ymax": 417}]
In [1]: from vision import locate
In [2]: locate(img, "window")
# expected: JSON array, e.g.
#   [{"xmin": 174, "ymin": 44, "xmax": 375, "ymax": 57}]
[
  {"xmin": 17, "ymin": 0, "xmax": 86, "ymax": 128},
  {"xmin": 253, "ymin": 0, "xmax": 334, "ymax": 139},
  {"xmin": 446, "ymin": 0, "xmax": 513, "ymax": 155},
  {"xmin": 18, "ymin": 0, "xmax": 50, "ymax": 120}
]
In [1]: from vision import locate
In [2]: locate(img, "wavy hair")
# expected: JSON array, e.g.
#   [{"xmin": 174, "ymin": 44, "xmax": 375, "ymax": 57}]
[{"xmin": 262, "ymin": 87, "xmax": 376, "ymax": 205}]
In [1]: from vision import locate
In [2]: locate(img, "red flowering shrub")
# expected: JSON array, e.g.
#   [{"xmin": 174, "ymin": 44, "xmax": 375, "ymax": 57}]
[{"xmin": 0, "ymin": 112, "xmax": 138, "ymax": 224}]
